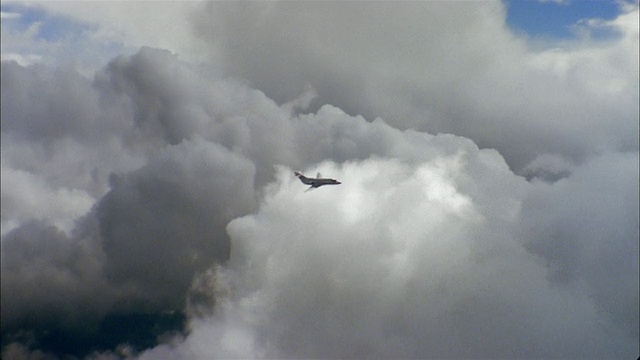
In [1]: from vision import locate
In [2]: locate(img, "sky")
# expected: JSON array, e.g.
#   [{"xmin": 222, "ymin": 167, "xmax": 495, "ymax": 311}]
[
  {"xmin": 1, "ymin": 1, "xmax": 638, "ymax": 359},
  {"xmin": 506, "ymin": 0, "xmax": 622, "ymax": 39}
]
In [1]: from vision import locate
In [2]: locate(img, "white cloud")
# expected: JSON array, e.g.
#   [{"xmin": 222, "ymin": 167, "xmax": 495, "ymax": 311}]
[
  {"xmin": 189, "ymin": 1, "xmax": 638, "ymax": 172},
  {"xmin": 1, "ymin": 163, "xmax": 94, "ymax": 235},
  {"xmin": 537, "ymin": 0, "xmax": 571, "ymax": 5},
  {"xmin": 0, "ymin": 1, "xmax": 637, "ymax": 358},
  {"xmin": 0, "ymin": 53, "xmax": 42, "ymax": 66},
  {"xmin": 140, "ymin": 153, "xmax": 637, "ymax": 358},
  {"xmin": 0, "ymin": 11, "xmax": 21, "ymax": 19},
  {"xmin": 4, "ymin": 2, "xmax": 636, "ymax": 172}
]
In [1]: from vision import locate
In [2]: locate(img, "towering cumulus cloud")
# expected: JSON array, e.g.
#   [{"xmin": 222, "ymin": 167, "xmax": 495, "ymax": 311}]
[
  {"xmin": 1, "ymin": 1, "xmax": 638, "ymax": 359},
  {"xmin": 143, "ymin": 153, "xmax": 638, "ymax": 359}
]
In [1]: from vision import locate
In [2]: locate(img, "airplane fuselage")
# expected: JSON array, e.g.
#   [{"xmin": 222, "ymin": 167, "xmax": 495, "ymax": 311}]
[{"xmin": 294, "ymin": 172, "xmax": 341, "ymax": 188}]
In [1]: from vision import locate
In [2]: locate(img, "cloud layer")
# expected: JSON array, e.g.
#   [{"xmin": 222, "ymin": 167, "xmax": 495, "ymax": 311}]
[
  {"xmin": 1, "ymin": 1, "xmax": 638, "ymax": 359},
  {"xmin": 194, "ymin": 1, "xmax": 639, "ymax": 171}
]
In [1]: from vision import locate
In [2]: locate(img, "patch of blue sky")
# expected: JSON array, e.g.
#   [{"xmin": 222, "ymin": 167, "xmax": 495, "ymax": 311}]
[
  {"xmin": 1, "ymin": 3, "xmax": 95, "ymax": 42},
  {"xmin": 1, "ymin": 3, "xmax": 128, "ymax": 73},
  {"xmin": 505, "ymin": 0, "xmax": 627, "ymax": 40}
]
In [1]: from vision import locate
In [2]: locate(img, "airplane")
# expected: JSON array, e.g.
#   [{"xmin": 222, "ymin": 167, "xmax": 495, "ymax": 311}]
[{"xmin": 294, "ymin": 171, "xmax": 341, "ymax": 191}]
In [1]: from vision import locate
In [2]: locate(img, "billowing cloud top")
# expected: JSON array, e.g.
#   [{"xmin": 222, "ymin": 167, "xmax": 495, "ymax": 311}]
[{"xmin": 1, "ymin": 1, "xmax": 638, "ymax": 359}]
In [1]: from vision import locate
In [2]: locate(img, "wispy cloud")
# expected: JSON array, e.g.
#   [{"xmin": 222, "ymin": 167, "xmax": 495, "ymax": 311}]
[
  {"xmin": 537, "ymin": 0, "xmax": 571, "ymax": 5},
  {"xmin": 1, "ymin": 11, "xmax": 21, "ymax": 19}
]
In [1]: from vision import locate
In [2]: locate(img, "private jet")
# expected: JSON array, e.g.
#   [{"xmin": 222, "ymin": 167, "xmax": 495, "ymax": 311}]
[{"xmin": 294, "ymin": 172, "xmax": 341, "ymax": 191}]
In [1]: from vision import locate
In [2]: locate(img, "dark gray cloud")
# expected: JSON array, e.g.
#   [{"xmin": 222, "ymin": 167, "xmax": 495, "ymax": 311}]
[
  {"xmin": 1, "ymin": 50, "xmax": 260, "ymax": 357},
  {"xmin": 98, "ymin": 137, "xmax": 256, "ymax": 310},
  {"xmin": 1, "ymin": 220, "xmax": 110, "ymax": 334},
  {"xmin": 520, "ymin": 151, "xmax": 640, "ymax": 339},
  {"xmin": 1, "ymin": 3, "xmax": 638, "ymax": 357},
  {"xmin": 1, "ymin": 140, "xmax": 255, "ymax": 357}
]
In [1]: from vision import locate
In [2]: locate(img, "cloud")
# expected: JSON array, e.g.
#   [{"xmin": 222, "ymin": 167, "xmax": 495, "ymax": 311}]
[
  {"xmin": 140, "ymin": 152, "xmax": 637, "ymax": 359},
  {"xmin": 0, "ymin": 220, "xmax": 113, "ymax": 350},
  {"xmin": 1, "ymin": 2, "xmax": 638, "ymax": 358},
  {"xmin": 520, "ymin": 151, "xmax": 639, "ymax": 338},
  {"xmin": 1, "ymin": 11, "xmax": 21, "ymax": 19},
  {"xmin": 192, "ymin": 1, "xmax": 638, "ymax": 173},
  {"xmin": 0, "ymin": 60, "xmax": 144, "ymax": 201},
  {"xmin": 0, "ymin": 8, "xmax": 49, "ymax": 67},
  {"xmin": 96, "ymin": 137, "xmax": 257, "ymax": 309},
  {"xmin": 5, "ymin": 1, "xmax": 637, "ymax": 171},
  {"xmin": 1, "ymin": 49, "xmax": 260, "ymax": 356},
  {"xmin": 1, "ymin": 1, "xmax": 203, "ymax": 70},
  {"xmin": 537, "ymin": 0, "xmax": 570, "ymax": 4},
  {"xmin": 1, "ymin": 162, "xmax": 94, "ymax": 235},
  {"xmin": 0, "ymin": 135, "xmax": 257, "ymax": 357}
]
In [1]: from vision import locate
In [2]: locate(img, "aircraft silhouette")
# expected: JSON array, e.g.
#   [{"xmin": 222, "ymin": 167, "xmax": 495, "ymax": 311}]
[{"xmin": 294, "ymin": 172, "xmax": 341, "ymax": 191}]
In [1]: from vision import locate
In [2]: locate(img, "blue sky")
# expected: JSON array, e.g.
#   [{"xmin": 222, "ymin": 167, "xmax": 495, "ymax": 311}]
[
  {"xmin": 505, "ymin": 0, "xmax": 625, "ymax": 39},
  {"xmin": 1, "ymin": 3, "xmax": 124, "ymax": 70},
  {"xmin": 0, "ymin": 1, "xmax": 631, "ymax": 46},
  {"xmin": 1, "ymin": 4, "xmax": 93, "ymax": 42}
]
